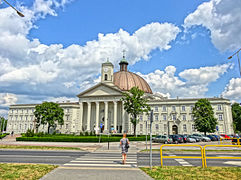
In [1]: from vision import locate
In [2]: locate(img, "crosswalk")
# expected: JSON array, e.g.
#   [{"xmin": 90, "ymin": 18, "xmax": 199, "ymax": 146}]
[{"xmin": 63, "ymin": 152, "xmax": 137, "ymax": 168}]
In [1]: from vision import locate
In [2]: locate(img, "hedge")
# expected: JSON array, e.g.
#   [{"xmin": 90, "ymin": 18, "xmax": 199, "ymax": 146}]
[
  {"xmin": 16, "ymin": 135, "xmax": 150, "ymax": 142},
  {"xmin": 0, "ymin": 133, "xmax": 9, "ymax": 139}
]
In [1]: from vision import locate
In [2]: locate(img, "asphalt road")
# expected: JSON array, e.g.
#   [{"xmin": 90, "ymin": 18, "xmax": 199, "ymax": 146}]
[
  {"xmin": 0, "ymin": 150, "xmax": 88, "ymax": 165},
  {"xmin": 137, "ymin": 152, "xmax": 241, "ymax": 167}
]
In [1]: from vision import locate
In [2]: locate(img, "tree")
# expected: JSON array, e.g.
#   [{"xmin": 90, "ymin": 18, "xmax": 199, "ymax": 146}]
[
  {"xmin": 192, "ymin": 99, "xmax": 217, "ymax": 135},
  {"xmin": 34, "ymin": 102, "xmax": 64, "ymax": 134},
  {"xmin": 0, "ymin": 117, "xmax": 7, "ymax": 132},
  {"xmin": 121, "ymin": 87, "xmax": 150, "ymax": 136},
  {"xmin": 231, "ymin": 103, "xmax": 241, "ymax": 133}
]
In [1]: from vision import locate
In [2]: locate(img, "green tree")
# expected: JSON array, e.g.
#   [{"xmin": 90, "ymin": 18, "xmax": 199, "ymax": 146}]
[
  {"xmin": 34, "ymin": 102, "xmax": 64, "ymax": 134},
  {"xmin": 192, "ymin": 99, "xmax": 218, "ymax": 135},
  {"xmin": 121, "ymin": 87, "xmax": 150, "ymax": 136},
  {"xmin": 0, "ymin": 117, "xmax": 7, "ymax": 132},
  {"xmin": 231, "ymin": 103, "xmax": 241, "ymax": 132}
]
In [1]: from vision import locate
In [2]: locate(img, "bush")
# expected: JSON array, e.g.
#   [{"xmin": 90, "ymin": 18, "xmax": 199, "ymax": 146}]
[
  {"xmin": 16, "ymin": 135, "xmax": 149, "ymax": 142},
  {"xmin": 25, "ymin": 129, "xmax": 35, "ymax": 137}
]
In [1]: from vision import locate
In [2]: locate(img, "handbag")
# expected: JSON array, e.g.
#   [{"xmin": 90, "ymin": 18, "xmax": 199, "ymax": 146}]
[{"xmin": 125, "ymin": 139, "xmax": 129, "ymax": 149}]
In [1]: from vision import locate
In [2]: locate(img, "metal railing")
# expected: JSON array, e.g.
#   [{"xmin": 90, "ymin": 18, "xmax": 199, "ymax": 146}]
[{"xmin": 160, "ymin": 144, "xmax": 204, "ymax": 168}]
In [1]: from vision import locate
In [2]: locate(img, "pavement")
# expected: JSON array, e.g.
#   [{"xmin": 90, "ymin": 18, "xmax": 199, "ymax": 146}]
[{"xmin": 40, "ymin": 142, "xmax": 153, "ymax": 180}]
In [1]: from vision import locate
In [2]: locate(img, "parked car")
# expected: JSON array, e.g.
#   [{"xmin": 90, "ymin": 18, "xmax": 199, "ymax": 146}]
[
  {"xmin": 186, "ymin": 136, "xmax": 196, "ymax": 143},
  {"xmin": 152, "ymin": 135, "xmax": 173, "ymax": 144},
  {"xmin": 202, "ymin": 136, "xmax": 211, "ymax": 142},
  {"xmin": 170, "ymin": 135, "xmax": 184, "ymax": 144},
  {"xmin": 207, "ymin": 135, "xmax": 217, "ymax": 141},
  {"xmin": 188, "ymin": 135, "xmax": 201, "ymax": 142},
  {"xmin": 178, "ymin": 135, "xmax": 187, "ymax": 143},
  {"xmin": 212, "ymin": 134, "xmax": 221, "ymax": 141},
  {"xmin": 152, "ymin": 135, "xmax": 162, "ymax": 142},
  {"xmin": 220, "ymin": 134, "xmax": 231, "ymax": 139}
]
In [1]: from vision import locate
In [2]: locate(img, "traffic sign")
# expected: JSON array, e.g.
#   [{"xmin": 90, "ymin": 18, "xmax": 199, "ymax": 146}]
[{"xmin": 100, "ymin": 123, "xmax": 103, "ymax": 128}]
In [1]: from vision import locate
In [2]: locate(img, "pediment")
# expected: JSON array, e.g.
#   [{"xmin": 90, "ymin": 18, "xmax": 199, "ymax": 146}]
[{"xmin": 77, "ymin": 83, "xmax": 123, "ymax": 98}]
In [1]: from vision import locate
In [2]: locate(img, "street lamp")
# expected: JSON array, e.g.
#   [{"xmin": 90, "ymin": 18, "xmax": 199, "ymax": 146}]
[
  {"xmin": 228, "ymin": 48, "xmax": 241, "ymax": 76},
  {"xmin": 2, "ymin": 0, "xmax": 24, "ymax": 17}
]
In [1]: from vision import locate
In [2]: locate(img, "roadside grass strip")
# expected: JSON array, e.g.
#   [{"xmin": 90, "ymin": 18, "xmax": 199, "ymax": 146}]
[
  {"xmin": 0, "ymin": 145, "xmax": 82, "ymax": 151},
  {"xmin": 141, "ymin": 149, "xmax": 241, "ymax": 152},
  {"xmin": 0, "ymin": 163, "xmax": 57, "ymax": 180},
  {"xmin": 141, "ymin": 166, "xmax": 241, "ymax": 180}
]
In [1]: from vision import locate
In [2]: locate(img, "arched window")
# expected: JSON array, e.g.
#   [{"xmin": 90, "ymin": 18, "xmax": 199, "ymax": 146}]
[{"xmin": 104, "ymin": 74, "xmax": 108, "ymax": 80}]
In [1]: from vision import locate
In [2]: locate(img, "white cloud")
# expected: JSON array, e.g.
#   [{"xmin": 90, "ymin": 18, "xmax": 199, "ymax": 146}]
[
  {"xmin": 138, "ymin": 64, "xmax": 231, "ymax": 98},
  {"xmin": 184, "ymin": 0, "xmax": 241, "ymax": 51},
  {"xmin": 0, "ymin": 93, "xmax": 18, "ymax": 107},
  {"xmin": 222, "ymin": 78, "xmax": 241, "ymax": 100}
]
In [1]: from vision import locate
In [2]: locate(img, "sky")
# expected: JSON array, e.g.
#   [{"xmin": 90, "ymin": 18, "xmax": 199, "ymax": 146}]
[{"xmin": 0, "ymin": 0, "xmax": 241, "ymax": 118}]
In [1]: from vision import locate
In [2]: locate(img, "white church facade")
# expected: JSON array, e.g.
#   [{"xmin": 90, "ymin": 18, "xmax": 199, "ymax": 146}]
[{"xmin": 6, "ymin": 57, "xmax": 234, "ymax": 135}]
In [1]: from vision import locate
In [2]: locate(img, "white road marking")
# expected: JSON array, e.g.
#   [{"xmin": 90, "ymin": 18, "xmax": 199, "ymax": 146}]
[{"xmin": 223, "ymin": 161, "xmax": 241, "ymax": 166}]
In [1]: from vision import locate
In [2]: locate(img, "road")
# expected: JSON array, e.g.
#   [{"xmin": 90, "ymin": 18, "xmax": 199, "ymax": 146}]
[
  {"xmin": 0, "ymin": 150, "xmax": 88, "ymax": 165},
  {"xmin": 0, "ymin": 149, "xmax": 240, "ymax": 167},
  {"xmin": 138, "ymin": 152, "xmax": 241, "ymax": 167}
]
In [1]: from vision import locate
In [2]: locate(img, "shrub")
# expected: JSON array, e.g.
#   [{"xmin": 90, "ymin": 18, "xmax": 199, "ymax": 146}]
[{"xmin": 25, "ymin": 129, "xmax": 35, "ymax": 137}]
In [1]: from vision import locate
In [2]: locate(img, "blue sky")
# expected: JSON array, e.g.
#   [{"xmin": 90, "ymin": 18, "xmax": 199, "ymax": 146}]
[{"xmin": 0, "ymin": 0, "xmax": 241, "ymax": 117}]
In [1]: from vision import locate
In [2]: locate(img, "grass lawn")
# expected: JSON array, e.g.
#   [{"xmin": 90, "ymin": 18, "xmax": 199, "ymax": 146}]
[
  {"xmin": 0, "ymin": 145, "xmax": 82, "ymax": 151},
  {"xmin": 141, "ymin": 166, "xmax": 241, "ymax": 180},
  {"xmin": 141, "ymin": 149, "xmax": 241, "ymax": 152},
  {"xmin": 0, "ymin": 163, "xmax": 57, "ymax": 180}
]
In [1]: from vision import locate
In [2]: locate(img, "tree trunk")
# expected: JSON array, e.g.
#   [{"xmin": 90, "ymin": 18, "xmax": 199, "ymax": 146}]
[
  {"xmin": 204, "ymin": 131, "xmax": 206, "ymax": 136},
  {"xmin": 134, "ymin": 124, "xmax": 136, "ymax": 137},
  {"xmin": 48, "ymin": 124, "xmax": 51, "ymax": 134}
]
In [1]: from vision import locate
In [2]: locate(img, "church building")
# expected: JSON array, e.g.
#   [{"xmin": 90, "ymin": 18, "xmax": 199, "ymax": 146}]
[{"xmin": 6, "ymin": 56, "xmax": 234, "ymax": 135}]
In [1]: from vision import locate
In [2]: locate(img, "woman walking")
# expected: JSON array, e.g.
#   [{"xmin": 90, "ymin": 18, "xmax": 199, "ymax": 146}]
[{"xmin": 120, "ymin": 133, "xmax": 129, "ymax": 164}]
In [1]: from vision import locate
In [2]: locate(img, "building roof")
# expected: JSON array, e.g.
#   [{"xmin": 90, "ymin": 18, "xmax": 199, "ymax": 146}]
[{"xmin": 113, "ymin": 71, "xmax": 153, "ymax": 94}]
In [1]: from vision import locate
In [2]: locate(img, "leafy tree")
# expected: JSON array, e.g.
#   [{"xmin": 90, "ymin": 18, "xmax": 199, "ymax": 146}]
[
  {"xmin": 192, "ymin": 99, "xmax": 217, "ymax": 135},
  {"xmin": 121, "ymin": 87, "xmax": 150, "ymax": 136},
  {"xmin": 231, "ymin": 103, "xmax": 241, "ymax": 132},
  {"xmin": 34, "ymin": 102, "xmax": 64, "ymax": 134},
  {"xmin": 0, "ymin": 117, "xmax": 7, "ymax": 132}
]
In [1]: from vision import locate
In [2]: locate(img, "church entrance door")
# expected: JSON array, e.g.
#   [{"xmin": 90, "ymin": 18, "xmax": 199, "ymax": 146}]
[{"xmin": 172, "ymin": 125, "xmax": 178, "ymax": 134}]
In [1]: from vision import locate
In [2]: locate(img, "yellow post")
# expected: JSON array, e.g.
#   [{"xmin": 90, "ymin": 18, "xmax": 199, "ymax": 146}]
[{"xmin": 160, "ymin": 145, "xmax": 163, "ymax": 167}]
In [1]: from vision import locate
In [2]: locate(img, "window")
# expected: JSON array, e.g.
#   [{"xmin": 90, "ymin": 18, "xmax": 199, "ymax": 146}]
[
  {"xmin": 66, "ymin": 124, "xmax": 69, "ymax": 129},
  {"xmin": 25, "ymin": 124, "xmax": 27, "ymax": 130},
  {"xmin": 10, "ymin": 116, "xmax": 13, "ymax": 121},
  {"xmin": 164, "ymin": 124, "xmax": 167, "ymax": 131},
  {"xmin": 148, "ymin": 124, "xmax": 150, "ymax": 129},
  {"xmin": 218, "ymin": 105, "xmax": 222, "ymax": 111},
  {"xmin": 20, "ymin": 124, "xmax": 22, "ymax": 129},
  {"xmin": 183, "ymin": 124, "xmax": 187, "ymax": 132},
  {"xmin": 218, "ymin": 114, "xmax": 223, "ymax": 120},
  {"xmin": 32, "ymin": 109, "xmax": 34, "ymax": 112},
  {"xmin": 30, "ymin": 124, "xmax": 33, "ymax": 129},
  {"xmin": 154, "ymin": 106, "xmax": 158, "ymax": 112},
  {"xmin": 182, "ymin": 106, "xmax": 186, "ymax": 111},
  {"xmin": 139, "ymin": 115, "xmax": 143, "ymax": 121},
  {"xmin": 190, "ymin": 106, "xmax": 194, "ymax": 111},
  {"xmin": 66, "ymin": 115, "xmax": 69, "ymax": 121},
  {"xmin": 147, "ymin": 115, "xmax": 150, "ymax": 121},
  {"xmin": 66, "ymin": 108, "xmax": 70, "ymax": 113},
  {"xmin": 16, "ymin": 109, "xmax": 18, "ymax": 113},
  {"xmin": 11, "ymin": 109, "xmax": 14, "ymax": 113},
  {"xmin": 26, "ymin": 109, "xmax": 28, "ymax": 113},
  {"xmin": 156, "ymin": 124, "xmax": 159, "ymax": 130},
  {"xmin": 162, "ymin": 106, "xmax": 167, "ymax": 112},
  {"xmin": 163, "ymin": 114, "xmax": 167, "ymax": 121},
  {"xmin": 192, "ymin": 124, "xmax": 195, "ymax": 131},
  {"xmin": 31, "ymin": 116, "xmax": 33, "ymax": 121},
  {"xmin": 104, "ymin": 74, "xmax": 108, "ymax": 80},
  {"xmin": 20, "ymin": 116, "xmax": 23, "ymax": 120},
  {"xmin": 172, "ymin": 114, "xmax": 176, "ymax": 120},
  {"xmin": 140, "ymin": 124, "xmax": 143, "ymax": 131},
  {"xmin": 191, "ymin": 115, "xmax": 194, "ymax": 120},
  {"xmin": 172, "ymin": 106, "xmax": 176, "ymax": 111},
  {"xmin": 155, "ymin": 115, "xmax": 158, "ymax": 121},
  {"xmin": 21, "ymin": 109, "xmax": 23, "ymax": 113},
  {"xmin": 183, "ymin": 115, "xmax": 186, "ymax": 121}
]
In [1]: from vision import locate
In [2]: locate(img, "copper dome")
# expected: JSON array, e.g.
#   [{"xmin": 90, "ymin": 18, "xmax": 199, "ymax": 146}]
[{"xmin": 113, "ymin": 71, "xmax": 153, "ymax": 94}]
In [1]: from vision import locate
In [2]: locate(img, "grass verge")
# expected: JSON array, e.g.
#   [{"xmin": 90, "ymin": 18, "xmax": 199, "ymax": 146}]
[
  {"xmin": 141, "ymin": 166, "xmax": 241, "ymax": 180},
  {"xmin": 0, "ymin": 145, "xmax": 82, "ymax": 151},
  {"xmin": 0, "ymin": 163, "xmax": 57, "ymax": 180}
]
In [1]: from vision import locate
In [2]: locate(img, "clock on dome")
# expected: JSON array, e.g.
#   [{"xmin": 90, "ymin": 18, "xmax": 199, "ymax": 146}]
[{"xmin": 104, "ymin": 67, "xmax": 109, "ymax": 72}]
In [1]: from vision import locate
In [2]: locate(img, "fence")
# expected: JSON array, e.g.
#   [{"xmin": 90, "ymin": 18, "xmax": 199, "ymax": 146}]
[{"xmin": 160, "ymin": 144, "xmax": 241, "ymax": 168}]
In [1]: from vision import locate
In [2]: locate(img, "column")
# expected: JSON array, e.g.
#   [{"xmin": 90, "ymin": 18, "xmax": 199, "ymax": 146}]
[
  {"xmin": 122, "ymin": 102, "xmax": 125, "ymax": 133},
  {"xmin": 104, "ymin": 101, "xmax": 108, "ymax": 132},
  {"xmin": 87, "ymin": 102, "xmax": 91, "ymax": 131},
  {"xmin": 79, "ymin": 102, "xmax": 83, "ymax": 132},
  {"xmin": 95, "ymin": 102, "xmax": 100, "ymax": 132},
  {"xmin": 113, "ymin": 101, "xmax": 117, "ymax": 132}
]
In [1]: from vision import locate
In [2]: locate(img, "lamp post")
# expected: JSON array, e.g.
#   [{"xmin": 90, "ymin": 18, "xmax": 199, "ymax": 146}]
[
  {"xmin": 228, "ymin": 48, "xmax": 241, "ymax": 76},
  {"xmin": 2, "ymin": 0, "xmax": 24, "ymax": 17}
]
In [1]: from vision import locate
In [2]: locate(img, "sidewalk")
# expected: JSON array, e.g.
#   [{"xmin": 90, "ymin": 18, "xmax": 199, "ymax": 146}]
[{"xmin": 41, "ymin": 142, "xmax": 153, "ymax": 180}]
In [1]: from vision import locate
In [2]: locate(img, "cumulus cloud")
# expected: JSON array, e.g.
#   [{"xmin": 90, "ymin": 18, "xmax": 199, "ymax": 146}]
[
  {"xmin": 184, "ymin": 0, "xmax": 241, "ymax": 51},
  {"xmin": 138, "ymin": 64, "xmax": 231, "ymax": 98},
  {"xmin": 222, "ymin": 78, "xmax": 241, "ymax": 100},
  {"xmin": 0, "ymin": 93, "xmax": 18, "ymax": 107},
  {"xmin": 0, "ymin": 0, "xmax": 181, "ymax": 117}
]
